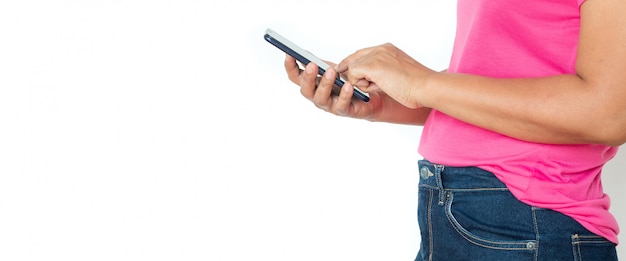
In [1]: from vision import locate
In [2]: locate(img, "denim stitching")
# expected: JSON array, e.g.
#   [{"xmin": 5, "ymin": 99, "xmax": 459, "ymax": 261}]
[
  {"xmin": 569, "ymin": 232, "xmax": 615, "ymax": 259},
  {"xmin": 419, "ymin": 184, "xmax": 438, "ymax": 190},
  {"xmin": 531, "ymin": 207, "xmax": 540, "ymax": 261},
  {"xmin": 573, "ymin": 235, "xmax": 612, "ymax": 244},
  {"xmin": 427, "ymin": 188, "xmax": 434, "ymax": 261},
  {"xmin": 572, "ymin": 234, "xmax": 582, "ymax": 261},
  {"xmin": 419, "ymin": 160, "xmax": 616, "ymax": 260},
  {"xmin": 446, "ymin": 188, "xmax": 509, "ymax": 192},
  {"xmin": 444, "ymin": 192, "xmax": 537, "ymax": 251},
  {"xmin": 434, "ymin": 164, "xmax": 445, "ymax": 206}
]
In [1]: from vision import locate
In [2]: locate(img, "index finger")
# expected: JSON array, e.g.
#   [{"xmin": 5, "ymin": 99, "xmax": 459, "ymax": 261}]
[{"xmin": 335, "ymin": 46, "xmax": 374, "ymax": 73}]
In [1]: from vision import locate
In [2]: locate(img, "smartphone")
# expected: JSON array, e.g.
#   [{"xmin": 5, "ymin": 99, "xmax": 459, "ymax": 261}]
[{"xmin": 264, "ymin": 28, "xmax": 370, "ymax": 102}]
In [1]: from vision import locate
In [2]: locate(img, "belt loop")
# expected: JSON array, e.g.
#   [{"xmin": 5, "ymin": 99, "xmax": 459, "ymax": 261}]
[{"xmin": 434, "ymin": 164, "xmax": 446, "ymax": 206}]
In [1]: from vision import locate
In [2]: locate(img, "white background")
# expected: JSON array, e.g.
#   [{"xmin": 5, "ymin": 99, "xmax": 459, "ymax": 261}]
[{"xmin": 0, "ymin": 1, "xmax": 623, "ymax": 260}]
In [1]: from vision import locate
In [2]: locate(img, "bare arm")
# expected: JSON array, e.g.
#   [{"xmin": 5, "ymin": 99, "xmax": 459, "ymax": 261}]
[
  {"xmin": 369, "ymin": 94, "xmax": 432, "ymax": 125},
  {"xmin": 339, "ymin": 0, "xmax": 626, "ymax": 145},
  {"xmin": 418, "ymin": 0, "xmax": 626, "ymax": 145}
]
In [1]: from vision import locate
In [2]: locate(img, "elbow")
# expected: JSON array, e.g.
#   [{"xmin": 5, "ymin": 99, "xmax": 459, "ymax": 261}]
[
  {"xmin": 589, "ymin": 114, "xmax": 626, "ymax": 146},
  {"xmin": 599, "ymin": 126, "xmax": 626, "ymax": 146},
  {"xmin": 578, "ymin": 81, "xmax": 626, "ymax": 146}
]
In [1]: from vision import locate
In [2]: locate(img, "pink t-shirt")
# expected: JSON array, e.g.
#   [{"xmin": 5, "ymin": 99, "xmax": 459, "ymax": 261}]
[{"xmin": 418, "ymin": 0, "xmax": 620, "ymax": 243}]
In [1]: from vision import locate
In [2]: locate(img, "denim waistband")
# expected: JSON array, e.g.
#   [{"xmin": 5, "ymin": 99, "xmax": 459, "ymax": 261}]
[{"xmin": 418, "ymin": 159, "xmax": 508, "ymax": 190}]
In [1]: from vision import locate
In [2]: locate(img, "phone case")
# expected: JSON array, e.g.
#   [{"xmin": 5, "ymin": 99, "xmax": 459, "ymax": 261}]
[{"xmin": 264, "ymin": 29, "xmax": 370, "ymax": 102}]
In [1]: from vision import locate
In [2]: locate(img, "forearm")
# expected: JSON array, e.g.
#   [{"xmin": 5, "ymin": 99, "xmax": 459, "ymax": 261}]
[
  {"xmin": 370, "ymin": 94, "xmax": 431, "ymax": 125},
  {"xmin": 367, "ymin": 69, "xmax": 444, "ymax": 126},
  {"xmin": 421, "ymin": 72, "xmax": 626, "ymax": 145}
]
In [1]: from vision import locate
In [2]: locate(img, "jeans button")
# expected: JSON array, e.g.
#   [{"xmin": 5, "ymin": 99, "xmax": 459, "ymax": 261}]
[{"xmin": 420, "ymin": 167, "xmax": 431, "ymax": 179}]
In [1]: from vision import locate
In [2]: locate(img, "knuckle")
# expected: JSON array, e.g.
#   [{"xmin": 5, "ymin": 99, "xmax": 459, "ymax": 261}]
[
  {"xmin": 315, "ymin": 102, "xmax": 329, "ymax": 112},
  {"xmin": 312, "ymin": 95, "xmax": 325, "ymax": 106},
  {"xmin": 335, "ymin": 108, "xmax": 347, "ymax": 116}
]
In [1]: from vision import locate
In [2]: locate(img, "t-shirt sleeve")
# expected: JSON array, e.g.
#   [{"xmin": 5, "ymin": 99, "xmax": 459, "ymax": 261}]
[{"xmin": 578, "ymin": 0, "xmax": 588, "ymax": 7}]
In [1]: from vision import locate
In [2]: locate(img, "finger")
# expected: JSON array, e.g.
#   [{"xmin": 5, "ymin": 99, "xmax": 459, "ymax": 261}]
[
  {"xmin": 341, "ymin": 61, "xmax": 372, "ymax": 88},
  {"xmin": 335, "ymin": 46, "xmax": 374, "ymax": 73},
  {"xmin": 354, "ymin": 79, "xmax": 371, "ymax": 88},
  {"xmin": 333, "ymin": 82, "xmax": 355, "ymax": 116},
  {"xmin": 300, "ymin": 62, "xmax": 319, "ymax": 100},
  {"xmin": 312, "ymin": 67, "xmax": 337, "ymax": 108},
  {"xmin": 336, "ymin": 55, "xmax": 354, "ymax": 74},
  {"xmin": 284, "ymin": 55, "xmax": 302, "ymax": 84}
]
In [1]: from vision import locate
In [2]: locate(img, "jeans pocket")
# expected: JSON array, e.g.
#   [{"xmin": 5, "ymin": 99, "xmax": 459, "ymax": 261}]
[
  {"xmin": 571, "ymin": 234, "xmax": 618, "ymax": 261},
  {"xmin": 444, "ymin": 190, "xmax": 538, "ymax": 251}
]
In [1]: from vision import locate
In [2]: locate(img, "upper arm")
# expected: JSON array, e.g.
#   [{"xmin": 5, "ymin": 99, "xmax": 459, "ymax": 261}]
[
  {"xmin": 576, "ymin": 0, "xmax": 626, "ymax": 144},
  {"xmin": 577, "ymin": 0, "xmax": 626, "ymax": 90}
]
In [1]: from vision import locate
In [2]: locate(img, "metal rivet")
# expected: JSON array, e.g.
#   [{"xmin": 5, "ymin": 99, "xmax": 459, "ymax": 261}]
[
  {"xmin": 526, "ymin": 242, "xmax": 537, "ymax": 250},
  {"xmin": 420, "ymin": 167, "xmax": 431, "ymax": 179}
]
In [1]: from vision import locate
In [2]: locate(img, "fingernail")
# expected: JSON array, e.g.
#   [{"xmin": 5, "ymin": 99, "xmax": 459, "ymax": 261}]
[
  {"xmin": 343, "ymin": 84, "xmax": 351, "ymax": 93},
  {"xmin": 325, "ymin": 69, "xmax": 334, "ymax": 80}
]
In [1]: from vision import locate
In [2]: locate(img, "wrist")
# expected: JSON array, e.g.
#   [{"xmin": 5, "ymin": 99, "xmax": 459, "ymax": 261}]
[{"xmin": 414, "ymin": 70, "xmax": 441, "ymax": 109}]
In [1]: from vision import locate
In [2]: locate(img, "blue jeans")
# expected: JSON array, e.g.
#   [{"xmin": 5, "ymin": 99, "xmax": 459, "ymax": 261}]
[{"xmin": 416, "ymin": 160, "xmax": 617, "ymax": 261}]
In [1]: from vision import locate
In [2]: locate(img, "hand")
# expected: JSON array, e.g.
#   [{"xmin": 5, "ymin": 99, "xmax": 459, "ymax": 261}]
[
  {"xmin": 336, "ymin": 43, "xmax": 435, "ymax": 108},
  {"xmin": 284, "ymin": 55, "xmax": 385, "ymax": 120}
]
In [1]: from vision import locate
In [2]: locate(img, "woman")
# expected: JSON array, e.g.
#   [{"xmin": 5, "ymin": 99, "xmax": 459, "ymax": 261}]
[{"xmin": 284, "ymin": 0, "xmax": 624, "ymax": 260}]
